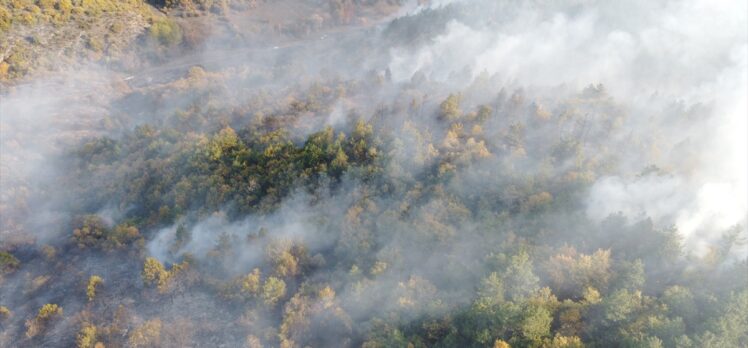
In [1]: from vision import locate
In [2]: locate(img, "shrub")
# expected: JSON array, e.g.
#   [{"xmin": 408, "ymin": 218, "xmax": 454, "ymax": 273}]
[
  {"xmin": 72, "ymin": 216, "xmax": 142, "ymax": 250},
  {"xmin": 0, "ymin": 7, "xmax": 11, "ymax": 31},
  {"xmin": 0, "ymin": 306, "xmax": 11, "ymax": 320},
  {"xmin": 0, "ymin": 251, "xmax": 20, "ymax": 273},
  {"xmin": 72, "ymin": 215, "xmax": 109, "ymax": 248},
  {"xmin": 149, "ymin": 18, "xmax": 183, "ymax": 47}
]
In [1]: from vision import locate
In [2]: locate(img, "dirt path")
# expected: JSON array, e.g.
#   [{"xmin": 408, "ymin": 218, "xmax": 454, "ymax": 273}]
[{"xmin": 125, "ymin": 19, "xmax": 389, "ymax": 88}]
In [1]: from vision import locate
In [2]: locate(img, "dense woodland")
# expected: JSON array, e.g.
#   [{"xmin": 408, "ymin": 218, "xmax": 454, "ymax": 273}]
[{"xmin": 1, "ymin": 1, "xmax": 747, "ymax": 347}]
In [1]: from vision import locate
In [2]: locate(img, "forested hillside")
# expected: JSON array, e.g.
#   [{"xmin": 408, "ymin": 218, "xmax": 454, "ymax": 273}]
[{"xmin": 1, "ymin": 1, "xmax": 746, "ymax": 347}]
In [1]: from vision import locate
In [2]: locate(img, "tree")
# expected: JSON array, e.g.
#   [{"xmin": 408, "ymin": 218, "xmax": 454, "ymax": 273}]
[
  {"xmin": 149, "ymin": 18, "xmax": 182, "ymax": 47},
  {"xmin": 266, "ymin": 240, "xmax": 304, "ymax": 278},
  {"xmin": 109, "ymin": 223, "xmax": 141, "ymax": 249},
  {"xmin": 86, "ymin": 275, "xmax": 103, "ymax": 302},
  {"xmin": 142, "ymin": 257, "xmax": 169, "ymax": 289},
  {"xmin": 26, "ymin": 304, "xmax": 63, "ymax": 338},
  {"xmin": 241, "ymin": 268, "xmax": 262, "ymax": 298},
  {"xmin": 439, "ymin": 93, "xmax": 462, "ymax": 121},
  {"xmin": 519, "ymin": 304, "xmax": 553, "ymax": 344},
  {"xmin": 0, "ymin": 251, "xmax": 19, "ymax": 273},
  {"xmin": 698, "ymin": 290, "xmax": 748, "ymax": 347},
  {"xmin": 348, "ymin": 118, "xmax": 375, "ymax": 163},
  {"xmin": 246, "ymin": 334, "xmax": 263, "ymax": 348},
  {"xmin": 494, "ymin": 339, "xmax": 511, "ymax": 348},
  {"xmin": 262, "ymin": 277, "xmax": 287, "ymax": 306},
  {"xmin": 557, "ymin": 303, "xmax": 583, "ymax": 337},
  {"xmin": 280, "ymin": 286, "xmax": 353, "ymax": 347},
  {"xmin": 330, "ymin": 147, "xmax": 349, "ymax": 177},
  {"xmin": 609, "ymin": 259, "xmax": 645, "ymax": 292},
  {"xmin": 171, "ymin": 224, "xmax": 191, "ymax": 253},
  {"xmin": 72, "ymin": 215, "xmax": 109, "ymax": 249},
  {"xmin": 478, "ymin": 272, "xmax": 505, "ymax": 305},
  {"xmin": 72, "ymin": 216, "xmax": 141, "ymax": 250},
  {"xmin": 661, "ymin": 286, "xmax": 696, "ymax": 324},
  {"xmin": 544, "ymin": 248, "xmax": 611, "ymax": 298},
  {"xmin": 544, "ymin": 334, "xmax": 585, "ymax": 348},
  {"xmin": 503, "ymin": 250, "xmax": 540, "ymax": 301},
  {"xmin": 76, "ymin": 324, "xmax": 98, "ymax": 348},
  {"xmin": 362, "ymin": 320, "xmax": 409, "ymax": 348},
  {"xmin": 476, "ymin": 105, "xmax": 493, "ymax": 123}
]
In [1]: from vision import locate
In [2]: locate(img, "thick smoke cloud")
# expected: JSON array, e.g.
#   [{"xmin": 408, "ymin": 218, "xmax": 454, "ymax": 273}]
[
  {"xmin": 389, "ymin": 0, "xmax": 747, "ymax": 253},
  {"xmin": 0, "ymin": 67, "xmax": 129, "ymax": 244}
]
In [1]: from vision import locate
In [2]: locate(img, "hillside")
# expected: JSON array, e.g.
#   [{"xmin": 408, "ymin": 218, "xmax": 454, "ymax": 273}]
[{"xmin": 1, "ymin": 1, "xmax": 746, "ymax": 347}]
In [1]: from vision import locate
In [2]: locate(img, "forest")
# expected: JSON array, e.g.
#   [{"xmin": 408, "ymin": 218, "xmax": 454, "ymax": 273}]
[{"xmin": 1, "ymin": 0, "xmax": 746, "ymax": 347}]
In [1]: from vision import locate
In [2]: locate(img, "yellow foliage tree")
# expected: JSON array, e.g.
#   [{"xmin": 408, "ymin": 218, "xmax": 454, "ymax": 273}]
[
  {"xmin": 142, "ymin": 257, "xmax": 169, "ymax": 288},
  {"xmin": 545, "ymin": 248, "xmax": 611, "ymax": 297},
  {"xmin": 241, "ymin": 268, "xmax": 262, "ymax": 298},
  {"xmin": 494, "ymin": 339, "xmax": 511, "ymax": 348},
  {"xmin": 0, "ymin": 306, "xmax": 11, "ymax": 320},
  {"xmin": 76, "ymin": 324, "xmax": 97, "ymax": 348},
  {"xmin": 26, "ymin": 303, "xmax": 63, "ymax": 337},
  {"xmin": 440, "ymin": 94, "xmax": 462, "ymax": 121},
  {"xmin": 262, "ymin": 276, "xmax": 287, "ymax": 306},
  {"xmin": 86, "ymin": 275, "xmax": 103, "ymax": 302},
  {"xmin": 543, "ymin": 334, "xmax": 585, "ymax": 348}
]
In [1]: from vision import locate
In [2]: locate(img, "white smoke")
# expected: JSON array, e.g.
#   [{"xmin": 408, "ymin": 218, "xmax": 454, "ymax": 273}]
[{"xmin": 388, "ymin": 0, "xmax": 748, "ymax": 254}]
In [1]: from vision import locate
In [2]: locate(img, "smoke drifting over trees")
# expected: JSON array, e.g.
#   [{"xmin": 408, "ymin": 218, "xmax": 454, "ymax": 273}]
[{"xmin": 1, "ymin": 0, "xmax": 746, "ymax": 347}]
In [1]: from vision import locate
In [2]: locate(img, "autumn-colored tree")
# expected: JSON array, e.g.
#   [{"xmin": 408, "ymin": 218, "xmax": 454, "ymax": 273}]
[
  {"xmin": 241, "ymin": 268, "xmax": 263, "ymax": 298},
  {"xmin": 494, "ymin": 339, "xmax": 511, "ymax": 348},
  {"xmin": 25, "ymin": 303, "xmax": 63, "ymax": 337},
  {"xmin": 76, "ymin": 324, "xmax": 98, "ymax": 348},
  {"xmin": 72, "ymin": 215, "xmax": 109, "ymax": 248},
  {"xmin": 280, "ymin": 286, "xmax": 353, "ymax": 348},
  {"xmin": 86, "ymin": 275, "xmax": 103, "ymax": 302},
  {"xmin": 440, "ymin": 94, "xmax": 462, "ymax": 121},
  {"xmin": 544, "ymin": 248, "xmax": 611, "ymax": 298},
  {"xmin": 108, "ymin": 223, "xmax": 142, "ymax": 249},
  {"xmin": 72, "ymin": 216, "xmax": 141, "ymax": 250},
  {"xmin": 149, "ymin": 18, "xmax": 182, "ymax": 47},
  {"xmin": 266, "ymin": 239, "xmax": 303, "ymax": 278},
  {"xmin": 262, "ymin": 276, "xmax": 287, "ymax": 306},
  {"xmin": 141, "ymin": 257, "xmax": 189, "ymax": 293},
  {"xmin": 543, "ymin": 334, "xmax": 585, "ymax": 348}
]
